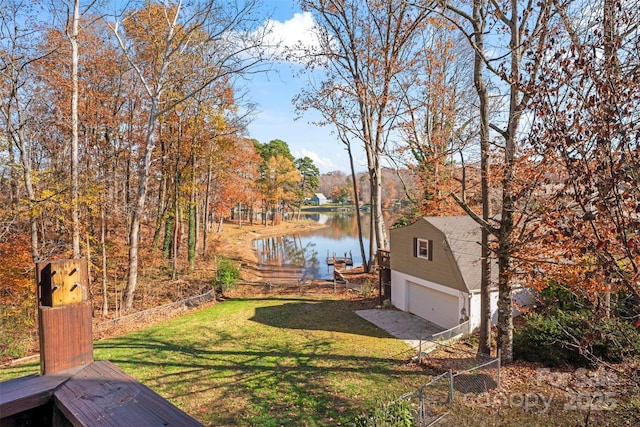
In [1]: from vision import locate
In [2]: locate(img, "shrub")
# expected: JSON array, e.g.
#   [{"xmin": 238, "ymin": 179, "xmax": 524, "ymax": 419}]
[
  {"xmin": 514, "ymin": 311, "xmax": 640, "ymax": 367},
  {"xmin": 353, "ymin": 398, "xmax": 415, "ymax": 427},
  {"xmin": 514, "ymin": 312, "xmax": 572, "ymax": 367},
  {"xmin": 213, "ymin": 257, "xmax": 240, "ymax": 295},
  {"xmin": 361, "ymin": 278, "xmax": 375, "ymax": 298},
  {"xmin": 539, "ymin": 281, "xmax": 590, "ymax": 313},
  {"xmin": 392, "ymin": 217, "xmax": 411, "ymax": 228},
  {"xmin": 0, "ymin": 306, "xmax": 36, "ymax": 361},
  {"xmin": 589, "ymin": 316, "xmax": 640, "ymax": 363}
]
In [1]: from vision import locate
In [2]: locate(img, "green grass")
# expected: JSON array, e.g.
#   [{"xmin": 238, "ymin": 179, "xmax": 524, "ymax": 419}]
[{"xmin": 0, "ymin": 296, "xmax": 428, "ymax": 426}]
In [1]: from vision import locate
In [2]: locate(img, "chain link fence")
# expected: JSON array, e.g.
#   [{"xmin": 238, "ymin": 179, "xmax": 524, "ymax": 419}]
[
  {"xmin": 93, "ymin": 289, "xmax": 217, "ymax": 338},
  {"xmin": 234, "ymin": 278, "xmax": 356, "ymax": 295},
  {"xmin": 429, "ymin": 321, "xmax": 470, "ymax": 342},
  {"xmin": 414, "ymin": 321, "xmax": 471, "ymax": 364},
  {"xmin": 357, "ymin": 352, "xmax": 501, "ymax": 426}
]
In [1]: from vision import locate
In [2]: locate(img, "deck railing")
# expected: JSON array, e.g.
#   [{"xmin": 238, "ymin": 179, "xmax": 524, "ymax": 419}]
[{"xmin": 377, "ymin": 249, "xmax": 390, "ymax": 269}]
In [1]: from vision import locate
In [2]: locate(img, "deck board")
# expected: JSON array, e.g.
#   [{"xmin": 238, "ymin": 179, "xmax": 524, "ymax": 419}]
[
  {"xmin": 0, "ymin": 372, "xmax": 70, "ymax": 418},
  {"xmin": 54, "ymin": 360, "xmax": 202, "ymax": 426}
]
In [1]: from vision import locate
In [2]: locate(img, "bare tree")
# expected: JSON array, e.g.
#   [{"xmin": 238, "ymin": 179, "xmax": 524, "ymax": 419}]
[
  {"xmin": 441, "ymin": 0, "xmax": 555, "ymax": 362},
  {"xmin": 296, "ymin": 0, "xmax": 433, "ymax": 266},
  {"xmin": 70, "ymin": 0, "xmax": 81, "ymax": 258},
  {"xmin": 0, "ymin": 0, "xmax": 55, "ymax": 262},
  {"xmin": 530, "ymin": 0, "xmax": 640, "ymax": 305},
  {"xmin": 107, "ymin": 0, "xmax": 269, "ymax": 310}
]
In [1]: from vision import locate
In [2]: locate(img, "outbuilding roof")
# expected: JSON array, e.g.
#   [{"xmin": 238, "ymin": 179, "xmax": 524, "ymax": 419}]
[
  {"xmin": 423, "ymin": 216, "xmax": 487, "ymax": 291},
  {"xmin": 390, "ymin": 216, "xmax": 497, "ymax": 292}
]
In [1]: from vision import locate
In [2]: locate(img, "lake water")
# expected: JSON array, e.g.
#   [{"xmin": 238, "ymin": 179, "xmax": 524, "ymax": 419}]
[{"xmin": 253, "ymin": 213, "xmax": 371, "ymax": 281}]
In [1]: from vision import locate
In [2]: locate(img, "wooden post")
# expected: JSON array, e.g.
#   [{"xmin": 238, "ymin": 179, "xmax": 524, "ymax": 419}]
[
  {"xmin": 378, "ymin": 268, "xmax": 383, "ymax": 305},
  {"xmin": 36, "ymin": 259, "xmax": 93, "ymax": 375}
]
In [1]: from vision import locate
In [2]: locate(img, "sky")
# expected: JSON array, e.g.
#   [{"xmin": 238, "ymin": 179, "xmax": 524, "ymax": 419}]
[{"xmin": 243, "ymin": 1, "xmax": 366, "ymax": 175}]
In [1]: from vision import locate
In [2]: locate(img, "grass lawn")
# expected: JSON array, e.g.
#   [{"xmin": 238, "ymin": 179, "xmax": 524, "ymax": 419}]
[{"xmin": 0, "ymin": 296, "xmax": 430, "ymax": 426}]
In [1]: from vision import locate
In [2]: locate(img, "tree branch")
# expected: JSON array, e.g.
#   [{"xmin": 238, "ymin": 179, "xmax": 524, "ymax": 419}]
[{"xmin": 450, "ymin": 192, "xmax": 501, "ymax": 236}]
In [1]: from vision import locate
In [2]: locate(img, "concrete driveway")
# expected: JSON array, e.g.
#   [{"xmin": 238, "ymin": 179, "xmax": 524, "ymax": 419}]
[{"xmin": 355, "ymin": 309, "xmax": 444, "ymax": 350}]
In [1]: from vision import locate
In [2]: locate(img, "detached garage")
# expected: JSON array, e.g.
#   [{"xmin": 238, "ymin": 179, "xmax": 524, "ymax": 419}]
[
  {"xmin": 407, "ymin": 281, "xmax": 460, "ymax": 330},
  {"xmin": 390, "ymin": 216, "xmax": 499, "ymax": 332}
]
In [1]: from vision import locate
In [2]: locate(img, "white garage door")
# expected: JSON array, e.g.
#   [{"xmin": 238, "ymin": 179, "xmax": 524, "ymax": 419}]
[{"xmin": 408, "ymin": 282, "xmax": 459, "ymax": 329}]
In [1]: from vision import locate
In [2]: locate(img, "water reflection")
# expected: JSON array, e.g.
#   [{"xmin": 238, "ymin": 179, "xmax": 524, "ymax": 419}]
[{"xmin": 254, "ymin": 213, "xmax": 371, "ymax": 281}]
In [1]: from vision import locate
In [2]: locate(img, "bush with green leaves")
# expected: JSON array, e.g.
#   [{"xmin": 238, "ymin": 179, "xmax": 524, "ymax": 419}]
[
  {"xmin": 392, "ymin": 216, "xmax": 411, "ymax": 228},
  {"xmin": 353, "ymin": 398, "xmax": 415, "ymax": 427},
  {"xmin": 514, "ymin": 310, "xmax": 640, "ymax": 367},
  {"xmin": 539, "ymin": 281, "xmax": 590, "ymax": 313},
  {"xmin": 213, "ymin": 257, "xmax": 240, "ymax": 295},
  {"xmin": 0, "ymin": 306, "xmax": 36, "ymax": 361}
]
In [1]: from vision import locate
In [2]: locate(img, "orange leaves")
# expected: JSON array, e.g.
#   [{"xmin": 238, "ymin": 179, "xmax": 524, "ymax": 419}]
[
  {"xmin": 123, "ymin": 2, "xmax": 183, "ymax": 67},
  {"xmin": 0, "ymin": 233, "xmax": 33, "ymax": 308},
  {"xmin": 259, "ymin": 154, "xmax": 301, "ymax": 205},
  {"xmin": 209, "ymin": 136, "xmax": 260, "ymax": 216}
]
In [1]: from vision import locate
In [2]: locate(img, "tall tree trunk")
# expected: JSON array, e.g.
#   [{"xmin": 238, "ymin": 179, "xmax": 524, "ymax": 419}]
[
  {"xmin": 153, "ymin": 134, "xmax": 168, "ymax": 247},
  {"xmin": 600, "ymin": 0, "xmax": 619, "ymax": 312},
  {"xmin": 123, "ymin": 102, "xmax": 159, "ymax": 311},
  {"xmin": 472, "ymin": 0, "xmax": 492, "ymax": 357},
  {"xmin": 368, "ymin": 175, "xmax": 376, "ymax": 271},
  {"xmin": 371, "ymin": 164, "xmax": 386, "ymax": 249},
  {"xmin": 188, "ymin": 152, "xmax": 196, "ymax": 270},
  {"xmin": 125, "ymin": 118, "xmax": 133, "ymax": 245},
  {"xmin": 17, "ymin": 129, "xmax": 40, "ymax": 262},
  {"xmin": 71, "ymin": 0, "xmax": 80, "ymax": 258},
  {"xmin": 362, "ymin": 117, "xmax": 387, "ymax": 270},
  {"xmin": 345, "ymin": 137, "xmax": 367, "ymax": 268},
  {"xmin": 9, "ymin": 146, "xmax": 19, "ymax": 209},
  {"xmin": 163, "ymin": 210, "xmax": 174, "ymax": 259},
  {"xmin": 364, "ymin": 136, "xmax": 377, "ymax": 268},
  {"xmin": 496, "ymin": 0, "xmax": 524, "ymax": 364},
  {"xmin": 101, "ymin": 202, "xmax": 108, "ymax": 316},
  {"xmin": 153, "ymin": 173, "xmax": 168, "ymax": 247},
  {"xmin": 172, "ymin": 201, "xmax": 179, "ymax": 280},
  {"xmin": 172, "ymin": 120, "xmax": 182, "ymax": 279},
  {"xmin": 202, "ymin": 155, "xmax": 212, "ymax": 256}
]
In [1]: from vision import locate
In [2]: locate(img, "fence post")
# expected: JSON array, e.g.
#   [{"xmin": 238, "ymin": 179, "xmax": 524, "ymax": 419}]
[
  {"xmin": 497, "ymin": 349, "xmax": 501, "ymax": 389},
  {"xmin": 448, "ymin": 369, "xmax": 454, "ymax": 405},
  {"xmin": 418, "ymin": 337, "xmax": 422, "ymax": 365},
  {"xmin": 418, "ymin": 386, "xmax": 424, "ymax": 425}
]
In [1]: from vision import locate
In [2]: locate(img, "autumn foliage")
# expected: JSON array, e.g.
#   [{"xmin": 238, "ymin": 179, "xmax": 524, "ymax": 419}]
[
  {"xmin": 0, "ymin": 233, "xmax": 36, "ymax": 359},
  {"xmin": 1, "ymin": 0, "xmax": 638, "ymax": 368}
]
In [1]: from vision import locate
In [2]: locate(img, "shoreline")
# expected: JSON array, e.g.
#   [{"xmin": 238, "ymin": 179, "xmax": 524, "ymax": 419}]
[{"xmin": 214, "ymin": 219, "xmax": 329, "ymax": 283}]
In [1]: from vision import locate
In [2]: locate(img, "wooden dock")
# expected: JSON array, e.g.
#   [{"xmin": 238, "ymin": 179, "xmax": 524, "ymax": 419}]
[{"xmin": 327, "ymin": 251, "xmax": 353, "ymax": 266}]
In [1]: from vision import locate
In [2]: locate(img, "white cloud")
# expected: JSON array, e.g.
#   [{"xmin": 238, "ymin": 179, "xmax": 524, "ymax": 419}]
[
  {"xmin": 261, "ymin": 12, "xmax": 321, "ymax": 59},
  {"xmin": 294, "ymin": 149, "xmax": 335, "ymax": 173}
]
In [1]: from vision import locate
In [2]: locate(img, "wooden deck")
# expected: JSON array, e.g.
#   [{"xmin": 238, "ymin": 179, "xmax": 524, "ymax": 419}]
[
  {"xmin": 0, "ymin": 371, "xmax": 72, "ymax": 420},
  {"xmin": 2, "ymin": 258, "xmax": 202, "ymax": 426},
  {"xmin": 0, "ymin": 361, "xmax": 203, "ymax": 426}
]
